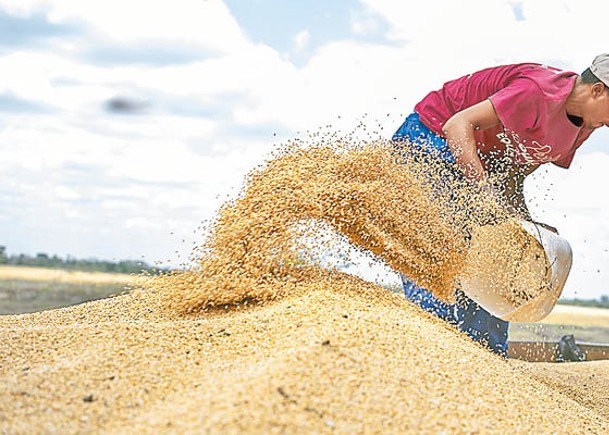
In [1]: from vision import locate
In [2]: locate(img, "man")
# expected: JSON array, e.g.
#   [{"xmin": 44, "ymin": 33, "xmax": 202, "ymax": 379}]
[{"xmin": 393, "ymin": 54, "xmax": 609, "ymax": 356}]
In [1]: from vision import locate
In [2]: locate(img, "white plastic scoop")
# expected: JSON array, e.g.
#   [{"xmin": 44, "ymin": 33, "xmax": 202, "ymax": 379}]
[{"xmin": 459, "ymin": 220, "xmax": 572, "ymax": 322}]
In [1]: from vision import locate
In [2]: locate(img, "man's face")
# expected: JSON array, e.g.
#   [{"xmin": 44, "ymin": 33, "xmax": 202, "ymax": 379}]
[{"xmin": 582, "ymin": 82, "xmax": 609, "ymax": 130}]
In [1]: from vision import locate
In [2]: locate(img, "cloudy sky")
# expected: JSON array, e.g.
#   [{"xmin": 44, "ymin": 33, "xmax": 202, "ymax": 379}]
[{"xmin": 0, "ymin": 0, "xmax": 607, "ymax": 299}]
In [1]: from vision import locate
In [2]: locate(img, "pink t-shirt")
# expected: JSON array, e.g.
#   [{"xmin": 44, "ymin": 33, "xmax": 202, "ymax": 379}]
[{"xmin": 415, "ymin": 63, "xmax": 594, "ymax": 169}]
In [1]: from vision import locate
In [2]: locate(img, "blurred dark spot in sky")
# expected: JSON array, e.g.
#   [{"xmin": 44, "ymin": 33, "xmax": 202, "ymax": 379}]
[{"xmin": 105, "ymin": 97, "xmax": 148, "ymax": 114}]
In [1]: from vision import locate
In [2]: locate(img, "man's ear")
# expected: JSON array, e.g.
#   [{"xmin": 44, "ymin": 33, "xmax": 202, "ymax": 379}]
[{"xmin": 592, "ymin": 82, "xmax": 606, "ymax": 98}]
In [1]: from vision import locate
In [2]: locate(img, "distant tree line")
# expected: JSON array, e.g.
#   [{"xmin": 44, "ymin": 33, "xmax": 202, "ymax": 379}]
[
  {"xmin": 558, "ymin": 295, "xmax": 609, "ymax": 309},
  {"xmin": 0, "ymin": 245, "xmax": 164, "ymax": 274}
]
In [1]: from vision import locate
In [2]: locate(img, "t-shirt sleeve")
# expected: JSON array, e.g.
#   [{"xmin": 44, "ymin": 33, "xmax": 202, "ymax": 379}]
[{"xmin": 488, "ymin": 79, "xmax": 545, "ymax": 132}]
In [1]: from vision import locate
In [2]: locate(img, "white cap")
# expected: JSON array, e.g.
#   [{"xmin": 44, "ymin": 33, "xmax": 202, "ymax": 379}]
[{"xmin": 590, "ymin": 53, "xmax": 609, "ymax": 87}]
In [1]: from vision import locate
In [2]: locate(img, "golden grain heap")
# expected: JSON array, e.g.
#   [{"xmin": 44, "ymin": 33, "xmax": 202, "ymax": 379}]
[{"xmin": 3, "ymin": 136, "xmax": 600, "ymax": 434}]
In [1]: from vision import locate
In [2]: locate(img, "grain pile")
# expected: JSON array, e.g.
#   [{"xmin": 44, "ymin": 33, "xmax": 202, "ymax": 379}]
[
  {"xmin": 2, "ymin": 276, "xmax": 609, "ymax": 433},
  {"xmin": 2, "ymin": 138, "xmax": 602, "ymax": 433},
  {"xmin": 513, "ymin": 359, "xmax": 609, "ymax": 419}
]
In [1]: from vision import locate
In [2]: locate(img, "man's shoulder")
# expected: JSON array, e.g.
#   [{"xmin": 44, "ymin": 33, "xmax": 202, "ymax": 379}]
[
  {"xmin": 476, "ymin": 62, "xmax": 574, "ymax": 79},
  {"xmin": 485, "ymin": 63, "xmax": 577, "ymax": 99}
]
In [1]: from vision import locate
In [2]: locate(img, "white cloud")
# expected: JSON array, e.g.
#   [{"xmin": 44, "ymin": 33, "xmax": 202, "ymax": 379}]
[
  {"xmin": 360, "ymin": 0, "xmax": 609, "ymax": 71},
  {"xmin": 0, "ymin": 0, "xmax": 248, "ymax": 53},
  {"xmin": 0, "ymin": 0, "xmax": 48, "ymax": 16},
  {"xmin": 293, "ymin": 30, "xmax": 310, "ymax": 50}
]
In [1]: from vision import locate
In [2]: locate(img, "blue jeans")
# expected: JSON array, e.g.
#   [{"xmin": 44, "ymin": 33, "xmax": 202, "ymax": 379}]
[{"xmin": 392, "ymin": 112, "xmax": 509, "ymax": 356}]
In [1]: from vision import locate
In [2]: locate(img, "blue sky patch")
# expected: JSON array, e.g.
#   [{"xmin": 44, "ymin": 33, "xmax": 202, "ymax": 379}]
[
  {"xmin": 224, "ymin": 0, "xmax": 390, "ymax": 66},
  {"xmin": 0, "ymin": 8, "xmax": 81, "ymax": 50},
  {"xmin": 508, "ymin": 1, "xmax": 525, "ymax": 21},
  {"xmin": 0, "ymin": 92, "xmax": 54, "ymax": 113}
]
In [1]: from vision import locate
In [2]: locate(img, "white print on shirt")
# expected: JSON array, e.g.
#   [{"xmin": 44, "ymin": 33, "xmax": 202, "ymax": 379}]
[{"xmin": 496, "ymin": 132, "xmax": 560, "ymax": 164}]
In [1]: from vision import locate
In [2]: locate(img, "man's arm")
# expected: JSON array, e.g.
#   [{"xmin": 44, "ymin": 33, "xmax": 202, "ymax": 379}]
[
  {"xmin": 442, "ymin": 99, "xmax": 501, "ymax": 183},
  {"xmin": 442, "ymin": 99, "xmax": 532, "ymax": 216}
]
